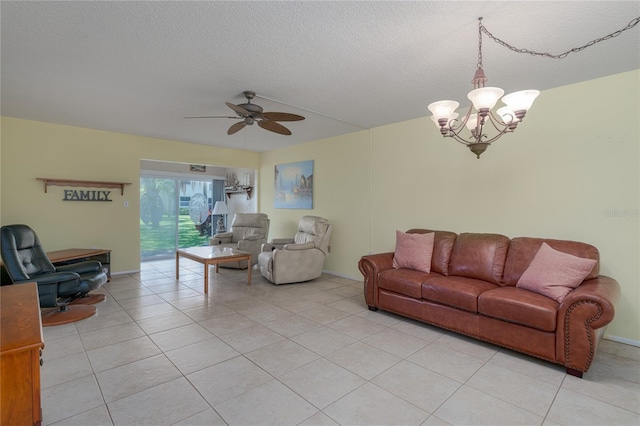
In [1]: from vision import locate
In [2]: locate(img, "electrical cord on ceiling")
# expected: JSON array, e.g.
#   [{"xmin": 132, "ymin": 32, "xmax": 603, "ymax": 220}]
[
  {"xmin": 254, "ymin": 94, "xmax": 369, "ymax": 130},
  {"xmin": 480, "ymin": 16, "xmax": 640, "ymax": 59}
]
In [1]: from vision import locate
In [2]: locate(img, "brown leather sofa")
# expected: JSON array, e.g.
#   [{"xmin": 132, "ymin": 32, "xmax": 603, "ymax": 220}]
[{"xmin": 358, "ymin": 229, "xmax": 621, "ymax": 377}]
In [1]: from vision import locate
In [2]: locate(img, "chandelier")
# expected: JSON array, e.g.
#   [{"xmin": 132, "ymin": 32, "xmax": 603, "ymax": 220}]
[
  {"xmin": 428, "ymin": 16, "xmax": 640, "ymax": 159},
  {"xmin": 428, "ymin": 18, "xmax": 539, "ymax": 159}
]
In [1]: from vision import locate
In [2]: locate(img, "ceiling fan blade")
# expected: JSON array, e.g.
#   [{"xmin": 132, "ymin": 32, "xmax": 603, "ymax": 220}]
[
  {"xmin": 262, "ymin": 112, "xmax": 305, "ymax": 122},
  {"xmin": 258, "ymin": 120, "xmax": 292, "ymax": 135},
  {"xmin": 226, "ymin": 102, "xmax": 250, "ymax": 116},
  {"xmin": 227, "ymin": 121, "xmax": 246, "ymax": 135},
  {"xmin": 184, "ymin": 116, "xmax": 237, "ymax": 119}
]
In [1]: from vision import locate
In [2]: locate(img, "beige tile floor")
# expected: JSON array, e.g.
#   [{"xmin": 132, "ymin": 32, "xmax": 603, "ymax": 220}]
[{"xmin": 41, "ymin": 258, "xmax": 640, "ymax": 425}]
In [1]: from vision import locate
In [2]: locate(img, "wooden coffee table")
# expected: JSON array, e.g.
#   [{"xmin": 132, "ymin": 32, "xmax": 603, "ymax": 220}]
[{"xmin": 176, "ymin": 246, "xmax": 251, "ymax": 293}]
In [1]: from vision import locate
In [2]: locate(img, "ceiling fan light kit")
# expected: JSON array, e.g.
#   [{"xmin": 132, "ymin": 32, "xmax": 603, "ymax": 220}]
[
  {"xmin": 428, "ymin": 16, "xmax": 639, "ymax": 159},
  {"xmin": 186, "ymin": 90, "xmax": 305, "ymax": 136}
]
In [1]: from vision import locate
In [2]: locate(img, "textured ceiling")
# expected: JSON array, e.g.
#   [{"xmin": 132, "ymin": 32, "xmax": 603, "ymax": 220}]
[{"xmin": 1, "ymin": 1, "xmax": 639, "ymax": 152}]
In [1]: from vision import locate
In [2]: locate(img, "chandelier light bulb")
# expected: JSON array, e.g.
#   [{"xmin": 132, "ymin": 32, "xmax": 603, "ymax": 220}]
[
  {"xmin": 502, "ymin": 90, "xmax": 540, "ymax": 112},
  {"xmin": 467, "ymin": 87, "xmax": 505, "ymax": 111},
  {"xmin": 428, "ymin": 100, "xmax": 460, "ymax": 122},
  {"xmin": 466, "ymin": 113, "xmax": 478, "ymax": 130}
]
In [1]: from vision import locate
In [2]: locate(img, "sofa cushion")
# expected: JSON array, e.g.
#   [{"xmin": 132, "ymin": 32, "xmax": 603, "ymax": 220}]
[
  {"xmin": 478, "ymin": 287, "xmax": 558, "ymax": 332},
  {"xmin": 380, "ymin": 268, "xmax": 441, "ymax": 299},
  {"xmin": 407, "ymin": 229, "xmax": 457, "ymax": 276},
  {"xmin": 393, "ymin": 231, "xmax": 434, "ymax": 273},
  {"xmin": 448, "ymin": 233, "xmax": 510, "ymax": 284},
  {"xmin": 516, "ymin": 243, "xmax": 597, "ymax": 303},
  {"xmin": 422, "ymin": 276, "xmax": 497, "ymax": 313},
  {"xmin": 503, "ymin": 237, "xmax": 600, "ymax": 286}
]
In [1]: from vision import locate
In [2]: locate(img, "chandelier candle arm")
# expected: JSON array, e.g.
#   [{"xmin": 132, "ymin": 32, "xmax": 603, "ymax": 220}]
[{"xmin": 496, "ymin": 107, "xmax": 517, "ymax": 124}]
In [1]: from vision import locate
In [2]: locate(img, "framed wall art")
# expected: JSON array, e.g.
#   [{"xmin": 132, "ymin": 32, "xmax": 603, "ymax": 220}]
[{"xmin": 274, "ymin": 160, "xmax": 313, "ymax": 209}]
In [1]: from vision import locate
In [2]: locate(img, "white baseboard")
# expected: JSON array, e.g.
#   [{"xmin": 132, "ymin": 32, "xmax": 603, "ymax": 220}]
[
  {"xmin": 603, "ymin": 335, "xmax": 640, "ymax": 347},
  {"xmin": 322, "ymin": 270, "xmax": 360, "ymax": 281},
  {"xmin": 111, "ymin": 270, "xmax": 140, "ymax": 276}
]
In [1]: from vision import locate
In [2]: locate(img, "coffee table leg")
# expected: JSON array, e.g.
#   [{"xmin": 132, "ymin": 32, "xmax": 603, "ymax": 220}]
[
  {"xmin": 247, "ymin": 255, "xmax": 251, "ymax": 285},
  {"xmin": 176, "ymin": 252, "xmax": 180, "ymax": 280},
  {"xmin": 204, "ymin": 261, "xmax": 209, "ymax": 294}
]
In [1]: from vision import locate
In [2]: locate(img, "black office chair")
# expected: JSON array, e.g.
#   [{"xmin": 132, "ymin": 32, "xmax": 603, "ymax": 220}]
[{"xmin": 0, "ymin": 224, "xmax": 108, "ymax": 325}]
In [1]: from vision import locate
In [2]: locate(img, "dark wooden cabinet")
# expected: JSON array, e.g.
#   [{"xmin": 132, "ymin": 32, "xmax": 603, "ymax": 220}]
[
  {"xmin": 0, "ymin": 283, "xmax": 44, "ymax": 426},
  {"xmin": 46, "ymin": 248, "xmax": 112, "ymax": 280}
]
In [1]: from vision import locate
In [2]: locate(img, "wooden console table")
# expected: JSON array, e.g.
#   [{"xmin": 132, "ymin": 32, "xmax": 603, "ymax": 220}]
[
  {"xmin": 0, "ymin": 283, "xmax": 44, "ymax": 426},
  {"xmin": 46, "ymin": 248, "xmax": 112, "ymax": 280}
]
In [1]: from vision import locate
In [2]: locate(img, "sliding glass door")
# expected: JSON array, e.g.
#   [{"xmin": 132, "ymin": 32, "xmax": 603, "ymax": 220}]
[
  {"xmin": 177, "ymin": 179, "xmax": 214, "ymax": 249},
  {"xmin": 140, "ymin": 175, "xmax": 224, "ymax": 260}
]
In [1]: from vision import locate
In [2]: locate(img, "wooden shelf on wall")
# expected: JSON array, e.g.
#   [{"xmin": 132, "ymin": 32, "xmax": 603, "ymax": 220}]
[
  {"xmin": 36, "ymin": 178, "xmax": 132, "ymax": 195},
  {"xmin": 225, "ymin": 186, "xmax": 253, "ymax": 200}
]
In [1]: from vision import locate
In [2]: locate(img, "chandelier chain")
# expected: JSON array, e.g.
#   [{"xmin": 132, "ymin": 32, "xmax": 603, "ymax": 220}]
[
  {"xmin": 477, "ymin": 18, "xmax": 484, "ymax": 68},
  {"xmin": 480, "ymin": 16, "xmax": 640, "ymax": 59}
]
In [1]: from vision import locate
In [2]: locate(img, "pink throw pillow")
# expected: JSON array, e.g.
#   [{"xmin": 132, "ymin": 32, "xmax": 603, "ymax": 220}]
[
  {"xmin": 393, "ymin": 231, "xmax": 435, "ymax": 273},
  {"xmin": 516, "ymin": 242, "xmax": 597, "ymax": 303}
]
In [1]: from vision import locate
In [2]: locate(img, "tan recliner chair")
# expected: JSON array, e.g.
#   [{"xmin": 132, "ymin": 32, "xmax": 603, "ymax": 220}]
[
  {"xmin": 258, "ymin": 216, "xmax": 332, "ymax": 285},
  {"xmin": 210, "ymin": 213, "xmax": 270, "ymax": 269}
]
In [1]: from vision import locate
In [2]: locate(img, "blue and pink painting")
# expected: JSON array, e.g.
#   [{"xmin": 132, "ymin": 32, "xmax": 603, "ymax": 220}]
[{"xmin": 274, "ymin": 160, "xmax": 313, "ymax": 209}]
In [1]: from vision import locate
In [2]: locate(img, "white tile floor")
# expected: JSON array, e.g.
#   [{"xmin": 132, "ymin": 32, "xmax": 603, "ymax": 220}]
[{"xmin": 41, "ymin": 258, "xmax": 640, "ymax": 425}]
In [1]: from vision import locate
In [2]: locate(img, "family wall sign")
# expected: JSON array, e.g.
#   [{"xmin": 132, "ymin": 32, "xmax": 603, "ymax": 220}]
[
  {"xmin": 63, "ymin": 190, "xmax": 112, "ymax": 202},
  {"xmin": 36, "ymin": 178, "xmax": 132, "ymax": 201}
]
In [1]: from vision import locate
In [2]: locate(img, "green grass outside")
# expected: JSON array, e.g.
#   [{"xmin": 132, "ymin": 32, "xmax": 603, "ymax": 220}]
[{"xmin": 140, "ymin": 214, "xmax": 210, "ymax": 259}]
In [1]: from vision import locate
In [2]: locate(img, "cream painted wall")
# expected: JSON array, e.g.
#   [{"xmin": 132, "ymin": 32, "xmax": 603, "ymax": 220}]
[
  {"xmin": 259, "ymin": 130, "xmax": 372, "ymax": 278},
  {"xmin": 0, "ymin": 118, "xmax": 259, "ymax": 272},
  {"xmin": 259, "ymin": 70, "xmax": 640, "ymax": 343},
  {"xmin": 1, "ymin": 71, "xmax": 637, "ymax": 342}
]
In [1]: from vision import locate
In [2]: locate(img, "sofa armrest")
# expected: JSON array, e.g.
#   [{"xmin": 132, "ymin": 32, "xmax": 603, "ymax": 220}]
[
  {"xmin": 214, "ymin": 231, "xmax": 233, "ymax": 239},
  {"xmin": 261, "ymin": 243, "xmax": 275, "ymax": 252},
  {"xmin": 238, "ymin": 238, "xmax": 265, "ymax": 255},
  {"xmin": 210, "ymin": 232, "xmax": 233, "ymax": 245},
  {"xmin": 270, "ymin": 247, "xmax": 326, "ymax": 284},
  {"xmin": 560, "ymin": 276, "xmax": 620, "ymax": 328},
  {"xmin": 268, "ymin": 238, "xmax": 292, "ymax": 250},
  {"xmin": 272, "ymin": 238, "xmax": 294, "ymax": 244},
  {"xmin": 556, "ymin": 275, "xmax": 621, "ymax": 373},
  {"xmin": 283, "ymin": 242, "xmax": 315, "ymax": 251},
  {"xmin": 358, "ymin": 252, "xmax": 395, "ymax": 308}
]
